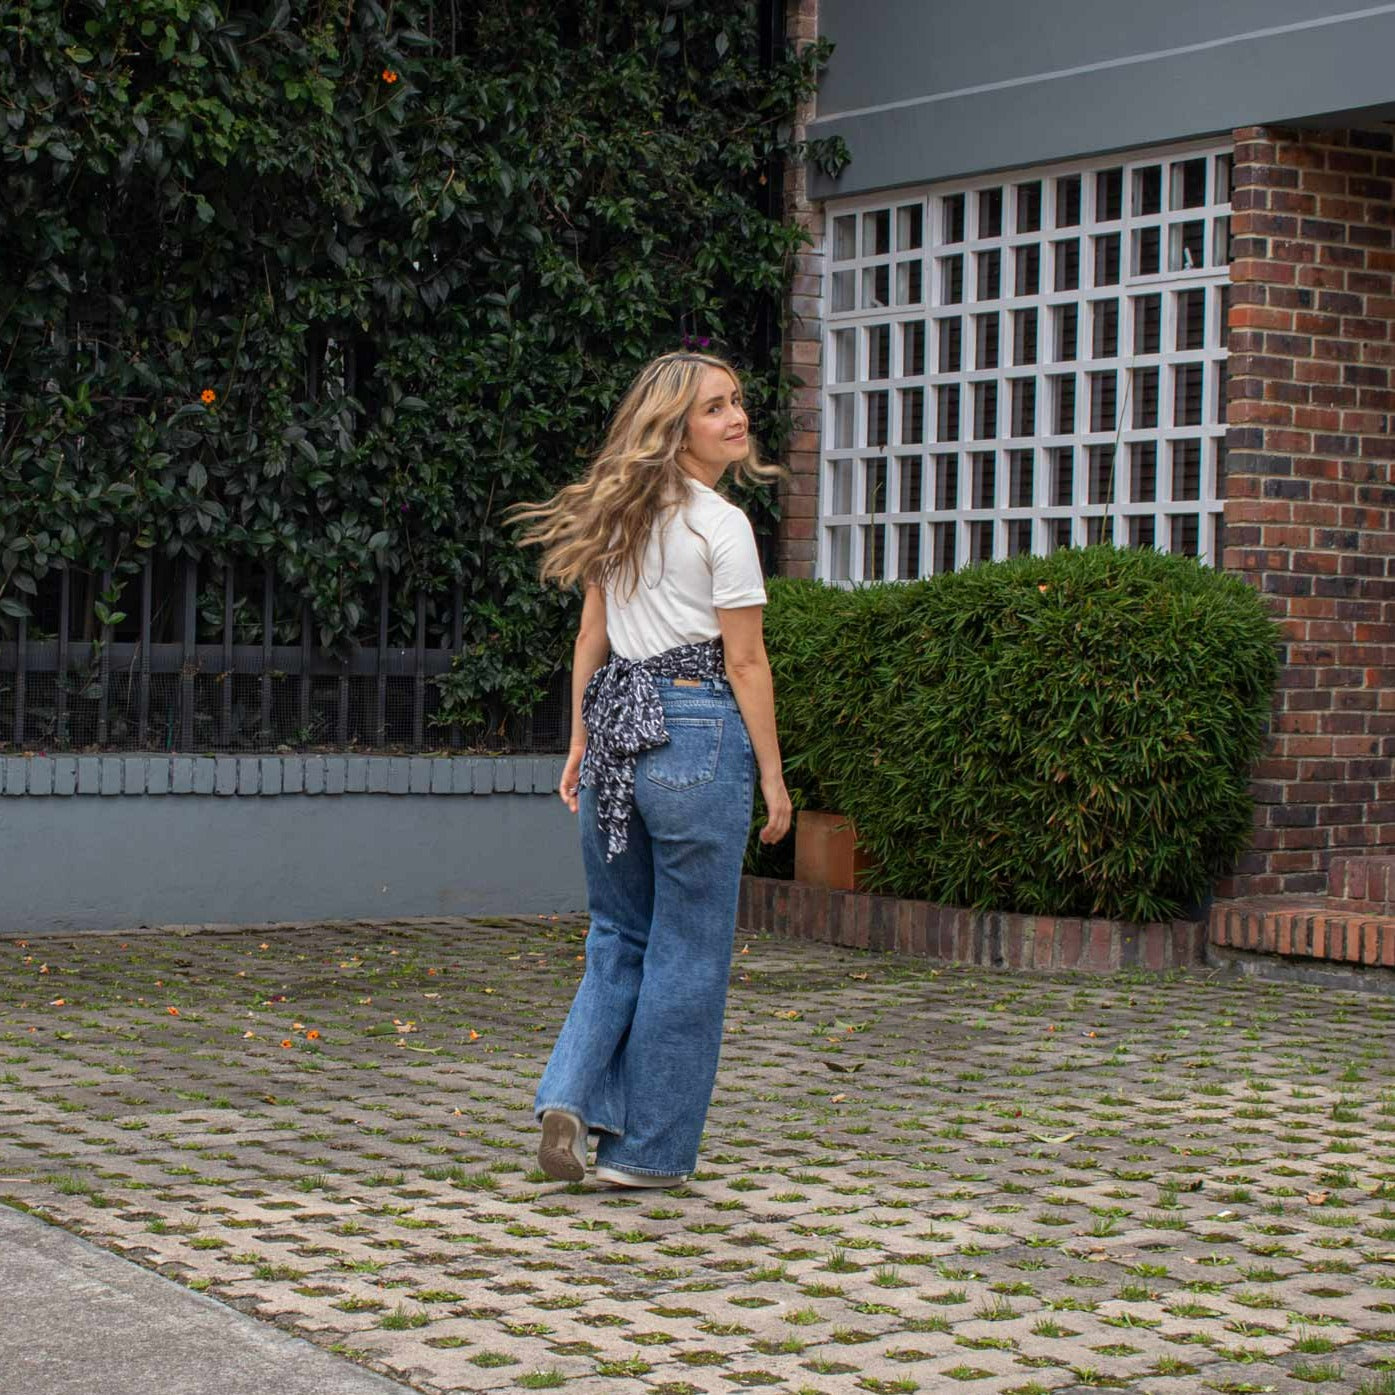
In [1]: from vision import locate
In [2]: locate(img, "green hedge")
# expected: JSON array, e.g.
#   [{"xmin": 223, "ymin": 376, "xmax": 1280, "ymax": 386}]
[
  {"xmin": 1, "ymin": 1, "xmax": 842, "ymax": 733},
  {"xmin": 756, "ymin": 547, "xmax": 1281, "ymax": 922}
]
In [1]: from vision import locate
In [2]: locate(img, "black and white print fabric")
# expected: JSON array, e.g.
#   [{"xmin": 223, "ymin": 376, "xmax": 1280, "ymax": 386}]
[{"xmin": 579, "ymin": 638, "xmax": 726, "ymax": 860}]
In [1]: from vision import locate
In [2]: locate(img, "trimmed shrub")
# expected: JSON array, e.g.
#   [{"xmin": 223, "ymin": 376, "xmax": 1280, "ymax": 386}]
[{"xmin": 756, "ymin": 547, "xmax": 1281, "ymax": 922}]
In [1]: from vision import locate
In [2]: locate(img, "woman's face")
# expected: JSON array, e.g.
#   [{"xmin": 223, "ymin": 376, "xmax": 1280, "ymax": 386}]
[{"xmin": 681, "ymin": 367, "xmax": 748, "ymax": 479}]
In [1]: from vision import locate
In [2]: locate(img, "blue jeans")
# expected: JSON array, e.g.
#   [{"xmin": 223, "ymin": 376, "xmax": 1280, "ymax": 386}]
[{"xmin": 535, "ymin": 678, "xmax": 755, "ymax": 1177}]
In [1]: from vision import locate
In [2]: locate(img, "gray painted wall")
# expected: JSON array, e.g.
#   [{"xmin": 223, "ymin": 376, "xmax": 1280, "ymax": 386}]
[
  {"xmin": 0, "ymin": 755, "xmax": 586, "ymax": 934},
  {"xmin": 811, "ymin": 1, "xmax": 1395, "ymax": 197}
]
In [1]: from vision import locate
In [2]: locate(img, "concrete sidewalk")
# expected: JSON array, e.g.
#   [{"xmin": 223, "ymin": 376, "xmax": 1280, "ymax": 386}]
[
  {"xmin": 0, "ymin": 1204, "xmax": 413, "ymax": 1395},
  {"xmin": 1, "ymin": 915, "xmax": 1393, "ymax": 1395}
]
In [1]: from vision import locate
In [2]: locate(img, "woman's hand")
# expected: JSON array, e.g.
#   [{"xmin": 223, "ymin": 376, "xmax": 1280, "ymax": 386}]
[
  {"xmin": 559, "ymin": 746, "xmax": 584, "ymax": 814},
  {"xmin": 759, "ymin": 771, "xmax": 792, "ymax": 844}
]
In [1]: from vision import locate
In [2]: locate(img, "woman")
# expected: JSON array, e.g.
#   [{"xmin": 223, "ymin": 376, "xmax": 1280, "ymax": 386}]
[{"xmin": 511, "ymin": 350, "xmax": 792, "ymax": 1188}]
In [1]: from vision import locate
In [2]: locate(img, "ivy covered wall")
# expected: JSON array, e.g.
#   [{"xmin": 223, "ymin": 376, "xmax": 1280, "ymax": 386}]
[{"xmin": 1, "ymin": 0, "xmax": 834, "ymax": 733}]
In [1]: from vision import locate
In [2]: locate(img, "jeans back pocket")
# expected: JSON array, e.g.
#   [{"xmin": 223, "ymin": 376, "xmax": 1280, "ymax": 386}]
[{"xmin": 643, "ymin": 717, "xmax": 723, "ymax": 791}]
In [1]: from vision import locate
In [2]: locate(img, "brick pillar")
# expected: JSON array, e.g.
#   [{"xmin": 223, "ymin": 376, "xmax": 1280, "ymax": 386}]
[
  {"xmin": 778, "ymin": 0, "xmax": 823, "ymax": 579},
  {"xmin": 1222, "ymin": 125, "xmax": 1395, "ymax": 898}
]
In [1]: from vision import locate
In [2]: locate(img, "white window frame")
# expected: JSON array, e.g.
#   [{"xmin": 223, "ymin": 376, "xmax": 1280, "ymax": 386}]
[{"xmin": 819, "ymin": 138, "xmax": 1232, "ymax": 582}]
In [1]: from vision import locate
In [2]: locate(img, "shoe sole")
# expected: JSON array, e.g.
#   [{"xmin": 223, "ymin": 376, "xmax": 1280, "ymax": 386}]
[{"xmin": 538, "ymin": 1111, "xmax": 586, "ymax": 1182}]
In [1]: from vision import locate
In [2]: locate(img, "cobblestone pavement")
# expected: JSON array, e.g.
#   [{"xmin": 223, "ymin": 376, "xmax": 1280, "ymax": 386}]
[{"xmin": 1, "ymin": 917, "xmax": 1393, "ymax": 1395}]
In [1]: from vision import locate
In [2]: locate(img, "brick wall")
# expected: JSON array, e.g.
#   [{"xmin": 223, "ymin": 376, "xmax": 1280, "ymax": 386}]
[
  {"xmin": 777, "ymin": 0, "xmax": 822, "ymax": 579},
  {"xmin": 1223, "ymin": 124, "xmax": 1395, "ymax": 898}
]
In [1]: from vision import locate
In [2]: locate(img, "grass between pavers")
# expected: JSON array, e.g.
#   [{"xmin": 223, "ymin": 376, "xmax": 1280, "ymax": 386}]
[{"xmin": 0, "ymin": 917, "xmax": 1393, "ymax": 1395}]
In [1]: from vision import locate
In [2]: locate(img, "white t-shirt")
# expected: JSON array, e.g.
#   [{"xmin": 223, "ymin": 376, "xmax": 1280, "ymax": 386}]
[{"xmin": 604, "ymin": 478, "xmax": 767, "ymax": 660}]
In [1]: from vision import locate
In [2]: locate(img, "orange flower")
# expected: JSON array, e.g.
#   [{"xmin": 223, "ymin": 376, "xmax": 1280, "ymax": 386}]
[
  {"xmin": 280, "ymin": 1039, "xmax": 293, "ymax": 1049},
  {"xmin": 468, "ymin": 1029, "xmax": 481, "ymax": 1041},
  {"xmin": 200, "ymin": 388, "xmax": 216, "ymax": 406},
  {"xmin": 381, "ymin": 68, "xmax": 398, "ymax": 84},
  {"xmin": 305, "ymin": 1029, "xmax": 321, "ymax": 1040},
  {"xmin": 167, "ymin": 1006, "xmax": 180, "ymax": 1016}
]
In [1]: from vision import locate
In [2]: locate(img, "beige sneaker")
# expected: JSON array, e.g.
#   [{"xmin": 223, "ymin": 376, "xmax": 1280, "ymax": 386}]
[
  {"xmin": 538, "ymin": 1110, "xmax": 587, "ymax": 1182},
  {"xmin": 594, "ymin": 1164, "xmax": 686, "ymax": 1189}
]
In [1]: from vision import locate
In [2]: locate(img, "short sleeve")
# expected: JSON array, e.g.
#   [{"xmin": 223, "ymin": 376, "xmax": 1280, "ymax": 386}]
[{"xmin": 709, "ymin": 505, "xmax": 768, "ymax": 610}]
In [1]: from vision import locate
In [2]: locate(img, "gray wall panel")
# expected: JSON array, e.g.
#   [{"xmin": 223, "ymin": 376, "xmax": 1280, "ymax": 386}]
[
  {"xmin": 0, "ymin": 756, "xmax": 584, "ymax": 934},
  {"xmin": 811, "ymin": 4, "xmax": 1395, "ymax": 197}
]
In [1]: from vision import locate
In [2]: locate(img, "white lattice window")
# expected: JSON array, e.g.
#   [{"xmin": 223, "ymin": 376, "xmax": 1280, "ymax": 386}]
[{"xmin": 820, "ymin": 142, "xmax": 1232, "ymax": 581}]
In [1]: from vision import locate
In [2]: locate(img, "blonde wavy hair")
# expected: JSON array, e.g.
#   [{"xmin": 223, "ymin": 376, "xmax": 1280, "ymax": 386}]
[{"xmin": 509, "ymin": 351, "xmax": 782, "ymax": 595}]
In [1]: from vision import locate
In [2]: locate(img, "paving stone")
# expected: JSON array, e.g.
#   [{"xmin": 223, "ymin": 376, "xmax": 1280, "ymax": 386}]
[{"xmin": 0, "ymin": 920, "xmax": 1392, "ymax": 1395}]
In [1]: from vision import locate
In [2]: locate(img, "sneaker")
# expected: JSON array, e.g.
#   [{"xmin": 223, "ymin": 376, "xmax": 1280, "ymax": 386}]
[
  {"xmin": 538, "ymin": 1110, "xmax": 587, "ymax": 1182},
  {"xmin": 594, "ymin": 1164, "xmax": 686, "ymax": 1189}
]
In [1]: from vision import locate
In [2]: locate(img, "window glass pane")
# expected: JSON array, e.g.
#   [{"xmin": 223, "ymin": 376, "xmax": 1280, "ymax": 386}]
[
  {"xmin": 972, "ymin": 452, "xmax": 996, "ymax": 508},
  {"xmin": 1016, "ymin": 181, "xmax": 1043, "ymax": 233},
  {"xmin": 1010, "ymin": 379, "xmax": 1036, "ymax": 437},
  {"xmin": 1091, "ymin": 299, "xmax": 1119, "ymax": 358},
  {"xmin": 1174, "ymin": 363, "xmax": 1204, "ymax": 426},
  {"xmin": 1008, "ymin": 450, "xmax": 1034, "ymax": 507},
  {"xmin": 829, "ymin": 525, "xmax": 852, "ymax": 580},
  {"xmin": 1055, "ymin": 175, "xmax": 1081, "ymax": 227},
  {"xmin": 861, "ymin": 264, "xmax": 890, "ymax": 309},
  {"xmin": 931, "ymin": 455, "xmax": 958, "ymax": 511},
  {"xmin": 930, "ymin": 521, "xmax": 957, "ymax": 573},
  {"xmin": 976, "ymin": 249, "xmax": 1002, "ymax": 301},
  {"xmin": 1172, "ymin": 157, "xmax": 1207, "ymax": 209},
  {"xmin": 865, "ymin": 390, "xmax": 889, "ymax": 446},
  {"xmin": 898, "ymin": 457, "xmax": 923, "ymax": 512},
  {"xmin": 972, "ymin": 382, "xmax": 998, "ymax": 440},
  {"xmin": 1171, "ymin": 439, "xmax": 1202, "ymax": 500},
  {"xmin": 863, "ymin": 209, "xmax": 891, "ymax": 256},
  {"xmin": 896, "ymin": 524, "xmax": 922, "ymax": 579},
  {"xmin": 941, "ymin": 193, "xmax": 966, "ymax": 243},
  {"xmin": 895, "ymin": 259, "xmax": 924, "ymax": 305},
  {"xmin": 902, "ymin": 320, "xmax": 926, "ymax": 375},
  {"xmin": 1088, "ymin": 445, "xmax": 1116, "ymax": 504},
  {"xmin": 1132, "ymin": 365, "xmax": 1159, "ymax": 428},
  {"xmin": 1014, "ymin": 243, "xmax": 1041, "ymax": 297},
  {"xmin": 1176, "ymin": 290, "xmax": 1205, "ymax": 351},
  {"xmin": 832, "ymin": 329, "xmax": 856, "ymax": 383},
  {"xmin": 978, "ymin": 187, "xmax": 1003, "ymax": 239},
  {"xmin": 832, "ymin": 214, "xmax": 856, "ymax": 261},
  {"xmin": 898, "ymin": 388, "xmax": 925, "ymax": 444},
  {"xmin": 1093, "ymin": 233, "xmax": 1120, "ymax": 286},
  {"xmin": 974, "ymin": 313, "xmax": 1000, "ymax": 369},
  {"xmin": 830, "ymin": 459, "xmax": 854, "ymax": 513},
  {"xmin": 1050, "ymin": 448, "xmax": 1074, "ymax": 506},
  {"xmin": 1133, "ymin": 164, "xmax": 1162, "ymax": 216},
  {"xmin": 1130, "ymin": 443, "xmax": 1157, "ymax": 503},
  {"xmin": 1095, "ymin": 168, "xmax": 1123, "ymax": 221},
  {"xmin": 864, "ymin": 458, "xmax": 888, "ymax": 513},
  {"xmin": 831, "ymin": 269, "xmax": 855, "ymax": 313},
  {"xmin": 896, "ymin": 204, "xmax": 924, "ymax": 250},
  {"xmin": 832, "ymin": 394, "xmax": 854, "ymax": 449},
  {"xmin": 938, "ymin": 255, "xmax": 964, "ymax": 305},
  {"xmin": 1012, "ymin": 308, "xmax": 1038, "ymax": 366},
  {"xmin": 936, "ymin": 317, "xmax": 962, "ymax": 373},
  {"xmin": 867, "ymin": 324, "xmax": 890, "ymax": 379},
  {"xmin": 935, "ymin": 384, "xmax": 961, "ymax": 442}
]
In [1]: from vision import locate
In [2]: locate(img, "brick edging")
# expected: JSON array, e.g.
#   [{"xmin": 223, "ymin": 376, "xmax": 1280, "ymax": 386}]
[
  {"xmin": 0, "ymin": 754, "xmax": 563, "ymax": 798},
  {"xmin": 738, "ymin": 876, "xmax": 1205, "ymax": 972},
  {"xmin": 1210, "ymin": 898, "xmax": 1395, "ymax": 968}
]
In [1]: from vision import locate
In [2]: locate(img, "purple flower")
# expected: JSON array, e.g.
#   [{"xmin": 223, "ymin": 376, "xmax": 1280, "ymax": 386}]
[{"xmin": 698, "ymin": 336, "xmax": 710, "ymax": 348}]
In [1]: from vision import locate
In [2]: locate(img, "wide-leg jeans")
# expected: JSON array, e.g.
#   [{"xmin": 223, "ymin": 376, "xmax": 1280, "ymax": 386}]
[{"xmin": 534, "ymin": 678, "xmax": 755, "ymax": 1177}]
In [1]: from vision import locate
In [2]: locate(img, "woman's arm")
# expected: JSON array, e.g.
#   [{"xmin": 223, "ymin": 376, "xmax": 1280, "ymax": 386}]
[
  {"xmin": 716, "ymin": 604, "xmax": 791, "ymax": 844},
  {"xmin": 559, "ymin": 585, "xmax": 610, "ymax": 813}
]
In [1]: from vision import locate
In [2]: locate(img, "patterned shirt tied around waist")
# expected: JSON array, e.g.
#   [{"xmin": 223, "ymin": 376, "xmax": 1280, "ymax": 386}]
[{"xmin": 578, "ymin": 638, "xmax": 726, "ymax": 860}]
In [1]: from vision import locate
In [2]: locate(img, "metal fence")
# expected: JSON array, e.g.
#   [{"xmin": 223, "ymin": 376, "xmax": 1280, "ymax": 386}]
[{"xmin": 0, "ymin": 558, "xmax": 569, "ymax": 754}]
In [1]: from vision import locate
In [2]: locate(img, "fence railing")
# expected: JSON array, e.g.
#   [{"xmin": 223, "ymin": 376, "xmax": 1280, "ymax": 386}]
[{"xmin": 0, "ymin": 558, "xmax": 569, "ymax": 754}]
